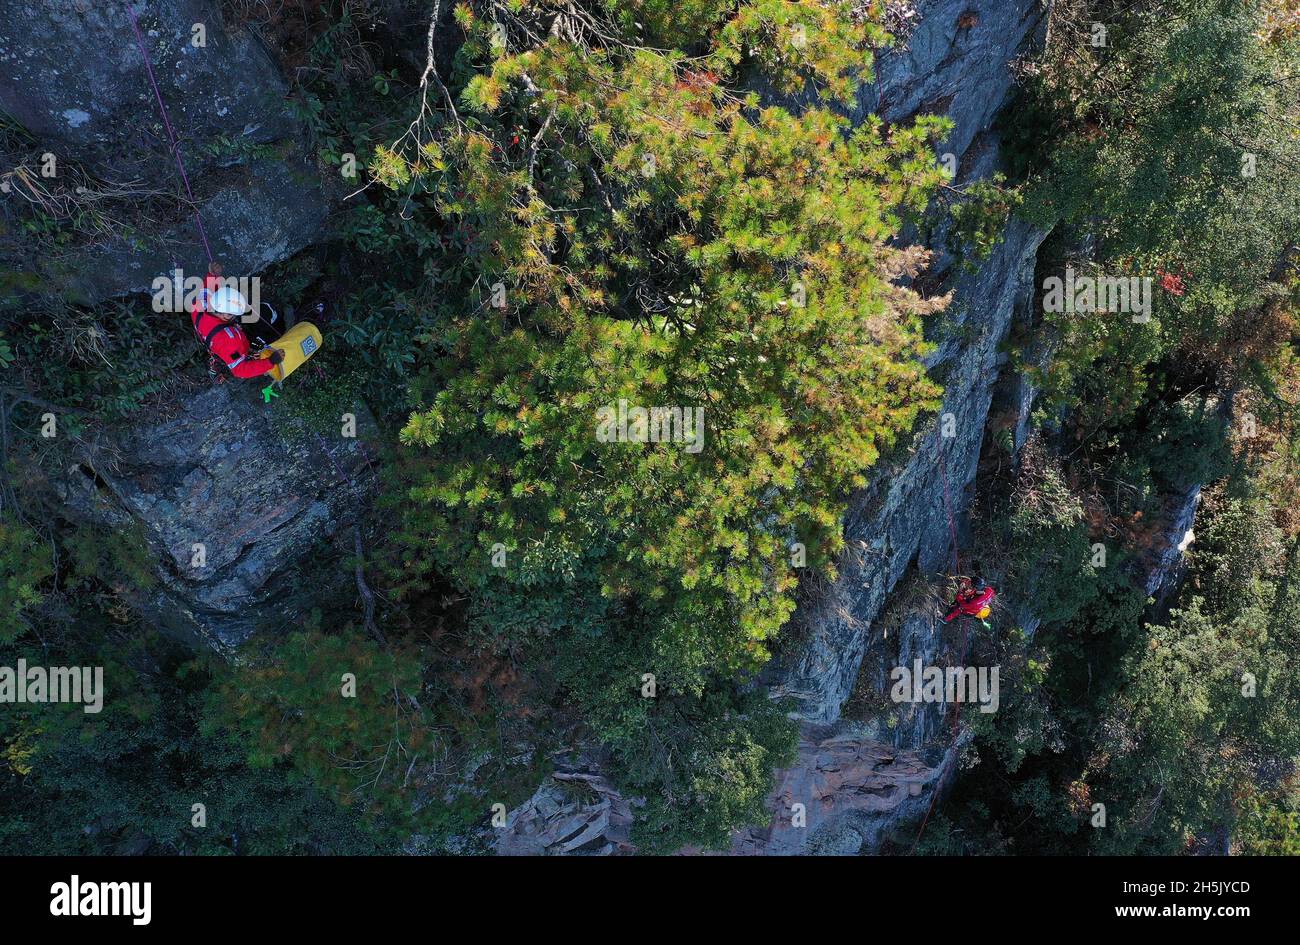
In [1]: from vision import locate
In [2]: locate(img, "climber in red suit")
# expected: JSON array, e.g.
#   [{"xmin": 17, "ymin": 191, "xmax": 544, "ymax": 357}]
[
  {"xmin": 190, "ymin": 261, "xmax": 283, "ymax": 379},
  {"xmin": 944, "ymin": 576, "xmax": 995, "ymax": 623}
]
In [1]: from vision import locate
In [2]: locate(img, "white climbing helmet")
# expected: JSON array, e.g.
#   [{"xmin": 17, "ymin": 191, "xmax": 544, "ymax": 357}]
[{"xmin": 208, "ymin": 286, "xmax": 249, "ymax": 317}]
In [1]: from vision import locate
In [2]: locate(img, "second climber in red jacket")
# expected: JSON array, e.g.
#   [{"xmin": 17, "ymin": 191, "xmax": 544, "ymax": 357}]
[
  {"xmin": 191, "ymin": 261, "xmax": 283, "ymax": 379},
  {"xmin": 944, "ymin": 577, "xmax": 995, "ymax": 624}
]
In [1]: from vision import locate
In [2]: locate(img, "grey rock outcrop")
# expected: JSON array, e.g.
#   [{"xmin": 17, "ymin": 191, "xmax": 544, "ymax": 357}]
[
  {"xmin": 492, "ymin": 759, "xmax": 637, "ymax": 856},
  {"xmin": 61, "ymin": 382, "xmax": 378, "ymax": 651},
  {"xmin": 729, "ymin": 716, "xmax": 963, "ymax": 855},
  {"xmin": 861, "ymin": 0, "xmax": 1047, "ymax": 168},
  {"xmin": 0, "ymin": 0, "xmax": 330, "ymax": 302}
]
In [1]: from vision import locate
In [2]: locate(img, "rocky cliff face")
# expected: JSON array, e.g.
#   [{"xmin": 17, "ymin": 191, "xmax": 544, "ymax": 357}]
[
  {"xmin": 856, "ymin": 0, "xmax": 1047, "ymax": 162},
  {"xmin": 60, "ymin": 382, "xmax": 378, "ymax": 651},
  {"xmin": 491, "ymin": 757, "xmax": 638, "ymax": 857},
  {"xmin": 774, "ymin": 0, "xmax": 1054, "ymax": 720},
  {"xmin": 727, "ymin": 713, "xmax": 963, "ymax": 855},
  {"xmin": 771, "ymin": 215, "xmax": 1047, "ymax": 723},
  {"xmin": 736, "ymin": 218, "xmax": 1047, "ymax": 855},
  {"xmin": 0, "ymin": 0, "xmax": 331, "ymax": 302},
  {"xmin": 15, "ymin": 0, "xmax": 1211, "ymax": 855},
  {"xmin": 3, "ymin": 1, "xmax": 363, "ymax": 647}
]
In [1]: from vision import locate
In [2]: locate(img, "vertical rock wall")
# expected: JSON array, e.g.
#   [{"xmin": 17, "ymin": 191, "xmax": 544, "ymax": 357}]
[
  {"xmin": 772, "ymin": 216, "xmax": 1048, "ymax": 724},
  {"xmin": 60, "ymin": 383, "xmax": 379, "ymax": 651},
  {"xmin": 746, "ymin": 0, "xmax": 1054, "ymax": 853}
]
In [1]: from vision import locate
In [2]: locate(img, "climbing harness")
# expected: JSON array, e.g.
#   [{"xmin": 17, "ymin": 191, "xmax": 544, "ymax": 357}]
[
  {"xmin": 945, "ymin": 581, "xmax": 994, "ymax": 624},
  {"xmin": 126, "ymin": 4, "xmax": 324, "ymax": 388}
]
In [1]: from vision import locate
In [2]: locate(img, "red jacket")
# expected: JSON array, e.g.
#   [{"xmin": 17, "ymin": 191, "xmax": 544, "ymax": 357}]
[
  {"xmin": 944, "ymin": 585, "xmax": 995, "ymax": 623},
  {"xmin": 191, "ymin": 273, "xmax": 274, "ymax": 378}
]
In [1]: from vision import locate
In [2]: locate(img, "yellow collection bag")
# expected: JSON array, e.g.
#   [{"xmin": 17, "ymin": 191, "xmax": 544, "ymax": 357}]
[
  {"xmin": 265, "ymin": 321, "xmax": 323, "ymax": 382},
  {"xmin": 975, "ymin": 605, "xmax": 991, "ymax": 619}
]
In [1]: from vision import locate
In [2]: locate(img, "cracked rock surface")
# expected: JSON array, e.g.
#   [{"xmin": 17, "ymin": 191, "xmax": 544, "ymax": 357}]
[{"xmin": 62, "ymin": 382, "xmax": 378, "ymax": 650}]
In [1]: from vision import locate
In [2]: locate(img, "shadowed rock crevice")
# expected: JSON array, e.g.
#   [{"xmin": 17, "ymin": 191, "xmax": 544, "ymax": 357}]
[{"xmin": 61, "ymin": 383, "xmax": 379, "ymax": 650}]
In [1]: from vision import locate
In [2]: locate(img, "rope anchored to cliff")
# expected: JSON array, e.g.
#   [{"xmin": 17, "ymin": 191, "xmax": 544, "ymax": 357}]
[
  {"xmin": 937, "ymin": 433, "xmax": 995, "ymax": 628},
  {"xmin": 126, "ymin": 3, "xmax": 213, "ymax": 268},
  {"xmin": 125, "ymin": 4, "xmax": 325, "ymax": 386}
]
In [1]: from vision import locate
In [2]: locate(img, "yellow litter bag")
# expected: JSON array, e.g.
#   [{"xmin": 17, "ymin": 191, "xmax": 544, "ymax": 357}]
[
  {"xmin": 975, "ymin": 605, "xmax": 991, "ymax": 619},
  {"xmin": 265, "ymin": 321, "xmax": 323, "ymax": 382}
]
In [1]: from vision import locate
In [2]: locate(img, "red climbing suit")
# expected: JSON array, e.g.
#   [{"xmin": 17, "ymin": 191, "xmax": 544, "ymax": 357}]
[
  {"xmin": 190, "ymin": 271, "xmax": 275, "ymax": 379},
  {"xmin": 944, "ymin": 584, "xmax": 995, "ymax": 623}
]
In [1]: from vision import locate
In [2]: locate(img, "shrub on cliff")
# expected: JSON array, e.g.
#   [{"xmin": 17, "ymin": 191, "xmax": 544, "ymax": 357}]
[
  {"xmin": 383, "ymin": 1, "xmax": 948, "ymax": 665},
  {"xmin": 0, "ymin": 519, "xmax": 51, "ymax": 644}
]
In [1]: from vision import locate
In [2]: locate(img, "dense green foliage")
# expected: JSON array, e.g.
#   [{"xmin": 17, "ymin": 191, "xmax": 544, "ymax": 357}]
[
  {"xmin": 0, "ymin": 518, "xmax": 386, "ymax": 854},
  {"xmin": 912, "ymin": 0, "xmax": 1300, "ymax": 855},
  {"xmin": 1017, "ymin": 0, "xmax": 1300, "ymax": 426},
  {"xmin": 922, "ymin": 476, "xmax": 1300, "ymax": 855},
  {"xmin": 0, "ymin": 520, "xmax": 51, "ymax": 642},
  {"xmin": 386, "ymin": 0, "xmax": 948, "ymax": 658}
]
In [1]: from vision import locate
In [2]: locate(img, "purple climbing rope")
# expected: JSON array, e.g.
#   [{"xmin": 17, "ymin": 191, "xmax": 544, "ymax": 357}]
[
  {"xmin": 936, "ymin": 435, "xmax": 963, "ymax": 577},
  {"xmin": 126, "ymin": 3, "xmax": 215, "ymax": 267}
]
